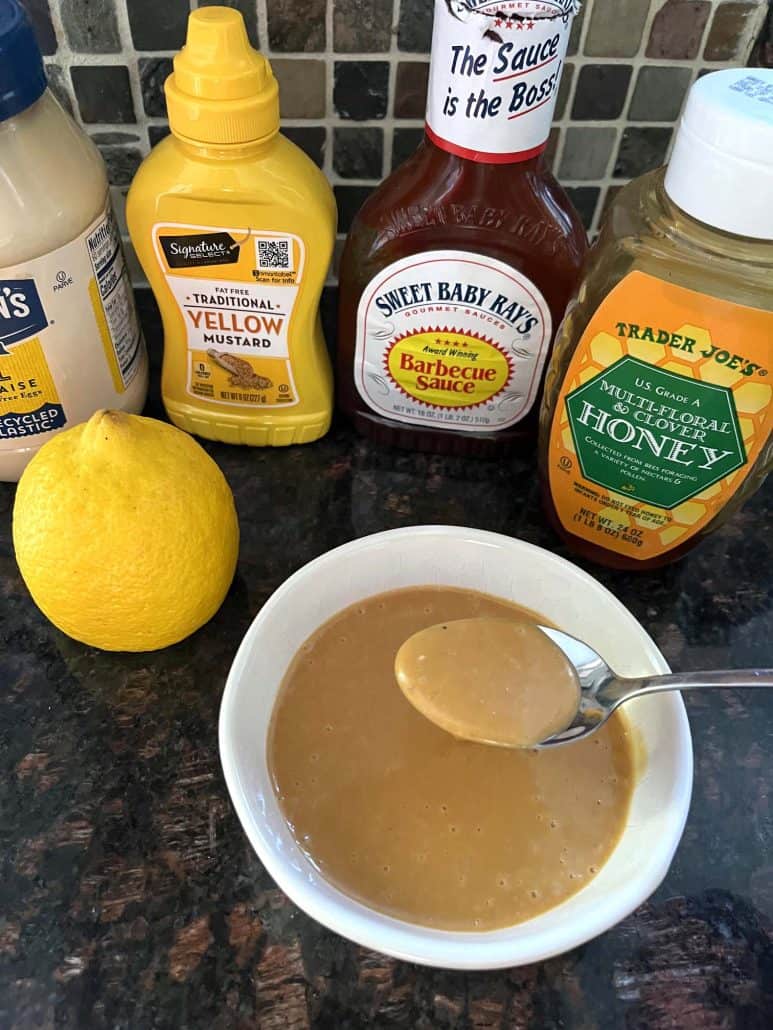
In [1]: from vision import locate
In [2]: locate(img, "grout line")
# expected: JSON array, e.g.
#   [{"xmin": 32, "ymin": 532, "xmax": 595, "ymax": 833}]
[
  {"xmin": 112, "ymin": 0, "xmax": 149, "ymax": 155},
  {"xmin": 383, "ymin": 0, "xmax": 403, "ymax": 177},
  {"xmin": 323, "ymin": 0, "xmax": 335, "ymax": 181}
]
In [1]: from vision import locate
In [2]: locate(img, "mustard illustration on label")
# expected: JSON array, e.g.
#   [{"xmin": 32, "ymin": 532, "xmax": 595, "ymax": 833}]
[{"xmin": 153, "ymin": 223, "xmax": 304, "ymax": 408}]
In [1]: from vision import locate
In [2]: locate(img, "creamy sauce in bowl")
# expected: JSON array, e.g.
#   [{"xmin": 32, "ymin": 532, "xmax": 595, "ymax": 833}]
[{"xmin": 268, "ymin": 586, "xmax": 636, "ymax": 932}]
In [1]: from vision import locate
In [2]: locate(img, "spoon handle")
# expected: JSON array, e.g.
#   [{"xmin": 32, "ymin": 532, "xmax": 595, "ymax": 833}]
[{"xmin": 628, "ymin": 669, "xmax": 773, "ymax": 697}]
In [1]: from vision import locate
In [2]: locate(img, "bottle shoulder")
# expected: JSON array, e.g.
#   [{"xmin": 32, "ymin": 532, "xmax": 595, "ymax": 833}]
[
  {"xmin": 0, "ymin": 91, "xmax": 108, "ymax": 264},
  {"xmin": 128, "ymin": 133, "xmax": 335, "ymax": 226},
  {"xmin": 343, "ymin": 141, "xmax": 587, "ymax": 277},
  {"xmin": 588, "ymin": 170, "xmax": 773, "ymax": 309}
]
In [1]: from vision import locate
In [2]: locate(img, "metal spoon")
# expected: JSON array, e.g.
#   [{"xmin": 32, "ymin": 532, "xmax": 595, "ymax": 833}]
[{"xmin": 536, "ymin": 626, "xmax": 773, "ymax": 748}]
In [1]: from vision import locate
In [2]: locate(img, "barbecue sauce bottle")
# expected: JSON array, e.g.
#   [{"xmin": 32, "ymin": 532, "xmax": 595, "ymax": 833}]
[{"xmin": 337, "ymin": 0, "xmax": 586, "ymax": 456}]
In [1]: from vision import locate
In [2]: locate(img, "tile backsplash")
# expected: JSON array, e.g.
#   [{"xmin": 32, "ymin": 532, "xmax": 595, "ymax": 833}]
[{"xmin": 24, "ymin": 0, "xmax": 772, "ymax": 285}]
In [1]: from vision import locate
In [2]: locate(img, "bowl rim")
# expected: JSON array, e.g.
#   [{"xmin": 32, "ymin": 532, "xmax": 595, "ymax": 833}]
[{"xmin": 219, "ymin": 525, "xmax": 694, "ymax": 970}]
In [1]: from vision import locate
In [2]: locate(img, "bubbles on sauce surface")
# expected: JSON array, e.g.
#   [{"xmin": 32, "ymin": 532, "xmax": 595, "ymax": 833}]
[{"xmin": 268, "ymin": 585, "xmax": 635, "ymax": 932}]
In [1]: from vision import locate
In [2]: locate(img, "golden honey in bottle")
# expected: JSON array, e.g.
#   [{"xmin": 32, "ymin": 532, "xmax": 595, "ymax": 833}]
[{"xmin": 541, "ymin": 70, "xmax": 773, "ymax": 569}]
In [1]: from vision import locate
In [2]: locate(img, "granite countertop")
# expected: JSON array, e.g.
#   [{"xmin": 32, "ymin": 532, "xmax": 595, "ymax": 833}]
[{"xmin": 1, "ymin": 293, "xmax": 772, "ymax": 1029}]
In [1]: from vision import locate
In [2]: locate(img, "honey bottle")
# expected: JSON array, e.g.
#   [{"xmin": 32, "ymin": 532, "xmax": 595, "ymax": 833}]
[
  {"xmin": 540, "ymin": 70, "xmax": 773, "ymax": 569},
  {"xmin": 337, "ymin": 0, "xmax": 586, "ymax": 457}
]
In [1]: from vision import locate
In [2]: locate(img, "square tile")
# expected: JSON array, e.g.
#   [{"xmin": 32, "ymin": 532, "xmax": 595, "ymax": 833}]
[
  {"xmin": 334, "ymin": 0, "xmax": 392, "ymax": 53},
  {"xmin": 148, "ymin": 124, "xmax": 171, "ymax": 147},
  {"xmin": 392, "ymin": 127, "xmax": 424, "ymax": 169},
  {"xmin": 544, "ymin": 127, "xmax": 560, "ymax": 171},
  {"xmin": 564, "ymin": 187, "xmax": 600, "ymax": 231},
  {"xmin": 61, "ymin": 0, "xmax": 120, "ymax": 53},
  {"xmin": 196, "ymin": 0, "xmax": 259, "ymax": 48},
  {"xmin": 71, "ymin": 65, "xmax": 135, "ymax": 124},
  {"xmin": 98, "ymin": 145, "xmax": 143, "ymax": 186},
  {"xmin": 126, "ymin": 0, "xmax": 188, "ymax": 50},
  {"xmin": 267, "ymin": 0, "xmax": 326, "ymax": 52},
  {"xmin": 584, "ymin": 0, "xmax": 650, "ymax": 58},
  {"xmin": 646, "ymin": 1, "xmax": 711, "ymax": 60},
  {"xmin": 398, "ymin": 0, "xmax": 434, "ymax": 53},
  {"xmin": 90, "ymin": 131, "xmax": 141, "ymax": 144},
  {"xmin": 334, "ymin": 185, "xmax": 374, "ymax": 233},
  {"xmin": 572, "ymin": 65, "xmax": 633, "ymax": 120},
  {"xmin": 110, "ymin": 185, "xmax": 128, "ymax": 235},
  {"xmin": 334, "ymin": 127, "xmax": 384, "ymax": 178},
  {"xmin": 139, "ymin": 58, "xmax": 172, "ymax": 119},
  {"xmin": 24, "ymin": 0, "xmax": 57, "ymax": 56},
  {"xmin": 704, "ymin": 2, "xmax": 761, "ymax": 61},
  {"xmin": 555, "ymin": 63, "xmax": 574, "ymax": 120},
  {"xmin": 283, "ymin": 127, "xmax": 327, "ymax": 168},
  {"xmin": 272, "ymin": 59, "xmax": 326, "ymax": 119},
  {"xmin": 629, "ymin": 66, "xmax": 692, "ymax": 121},
  {"xmin": 334, "ymin": 61, "xmax": 389, "ymax": 120},
  {"xmin": 567, "ymin": 2, "xmax": 586, "ymax": 56},
  {"xmin": 614, "ymin": 126, "xmax": 673, "ymax": 178},
  {"xmin": 559, "ymin": 126, "xmax": 617, "ymax": 180},
  {"xmin": 394, "ymin": 62, "xmax": 429, "ymax": 119}
]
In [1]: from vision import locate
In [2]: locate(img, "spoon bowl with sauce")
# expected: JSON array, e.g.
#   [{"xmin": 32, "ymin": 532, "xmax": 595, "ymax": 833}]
[{"xmin": 396, "ymin": 618, "xmax": 773, "ymax": 749}]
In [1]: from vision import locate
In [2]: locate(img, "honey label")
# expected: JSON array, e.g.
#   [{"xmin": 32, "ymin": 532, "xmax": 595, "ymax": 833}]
[
  {"xmin": 0, "ymin": 204, "xmax": 143, "ymax": 448},
  {"xmin": 354, "ymin": 250, "xmax": 552, "ymax": 432},
  {"xmin": 152, "ymin": 223, "xmax": 304, "ymax": 408},
  {"xmin": 425, "ymin": 0, "xmax": 577, "ymax": 163},
  {"xmin": 548, "ymin": 271, "xmax": 773, "ymax": 559}
]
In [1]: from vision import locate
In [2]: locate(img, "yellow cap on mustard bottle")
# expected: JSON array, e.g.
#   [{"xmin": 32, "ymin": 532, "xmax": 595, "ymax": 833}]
[{"xmin": 164, "ymin": 7, "xmax": 279, "ymax": 146}]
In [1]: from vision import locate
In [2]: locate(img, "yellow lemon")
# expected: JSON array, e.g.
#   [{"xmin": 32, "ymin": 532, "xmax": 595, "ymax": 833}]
[{"xmin": 13, "ymin": 410, "xmax": 239, "ymax": 651}]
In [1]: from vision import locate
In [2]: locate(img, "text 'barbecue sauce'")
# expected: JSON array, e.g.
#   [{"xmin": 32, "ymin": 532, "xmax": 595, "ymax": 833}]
[{"xmin": 337, "ymin": 0, "xmax": 587, "ymax": 457}]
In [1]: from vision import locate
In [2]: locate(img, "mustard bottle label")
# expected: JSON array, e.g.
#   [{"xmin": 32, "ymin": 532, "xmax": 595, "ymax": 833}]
[
  {"xmin": 354, "ymin": 250, "xmax": 552, "ymax": 432},
  {"xmin": 0, "ymin": 204, "xmax": 143, "ymax": 447},
  {"xmin": 547, "ymin": 271, "xmax": 773, "ymax": 559},
  {"xmin": 152, "ymin": 223, "xmax": 304, "ymax": 409}
]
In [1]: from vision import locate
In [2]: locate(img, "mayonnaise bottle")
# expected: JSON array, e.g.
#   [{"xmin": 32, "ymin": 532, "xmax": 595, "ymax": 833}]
[{"xmin": 0, "ymin": 0, "xmax": 148, "ymax": 481}]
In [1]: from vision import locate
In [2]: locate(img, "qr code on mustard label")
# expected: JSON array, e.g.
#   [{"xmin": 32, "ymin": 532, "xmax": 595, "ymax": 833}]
[{"xmin": 257, "ymin": 238, "xmax": 293, "ymax": 271}]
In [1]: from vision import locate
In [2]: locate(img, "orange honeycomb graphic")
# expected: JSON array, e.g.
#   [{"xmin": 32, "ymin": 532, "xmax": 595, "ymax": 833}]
[{"xmin": 549, "ymin": 272, "xmax": 772, "ymax": 560}]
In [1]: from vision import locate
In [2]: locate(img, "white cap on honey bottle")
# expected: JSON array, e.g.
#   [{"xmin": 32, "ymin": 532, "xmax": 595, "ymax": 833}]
[{"xmin": 665, "ymin": 69, "xmax": 773, "ymax": 240}]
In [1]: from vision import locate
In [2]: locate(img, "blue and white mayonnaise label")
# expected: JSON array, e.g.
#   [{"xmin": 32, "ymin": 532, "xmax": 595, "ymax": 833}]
[{"xmin": 0, "ymin": 203, "xmax": 144, "ymax": 456}]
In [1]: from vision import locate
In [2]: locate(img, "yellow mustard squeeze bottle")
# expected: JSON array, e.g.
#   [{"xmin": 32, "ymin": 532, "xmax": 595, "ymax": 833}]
[
  {"xmin": 540, "ymin": 70, "xmax": 773, "ymax": 570},
  {"xmin": 127, "ymin": 7, "xmax": 335, "ymax": 446}
]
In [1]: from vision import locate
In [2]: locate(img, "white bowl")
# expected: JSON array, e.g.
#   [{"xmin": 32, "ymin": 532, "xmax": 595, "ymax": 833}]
[{"xmin": 219, "ymin": 526, "xmax": 693, "ymax": 970}]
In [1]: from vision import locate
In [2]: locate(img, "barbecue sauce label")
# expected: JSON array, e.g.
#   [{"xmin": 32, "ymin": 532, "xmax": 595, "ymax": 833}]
[
  {"xmin": 548, "ymin": 271, "xmax": 773, "ymax": 559},
  {"xmin": 153, "ymin": 222, "xmax": 304, "ymax": 408},
  {"xmin": 354, "ymin": 250, "xmax": 552, "ymax": 432},
  {"xmin": 425, "ymin": 0, "xmax": 578, "ymax": 163}
]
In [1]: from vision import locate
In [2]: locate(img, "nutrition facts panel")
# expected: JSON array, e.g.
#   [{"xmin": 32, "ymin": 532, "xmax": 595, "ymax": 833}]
[{"xmin": 87, "ymin": 209, "xmax": 143, "ymax": 390}]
